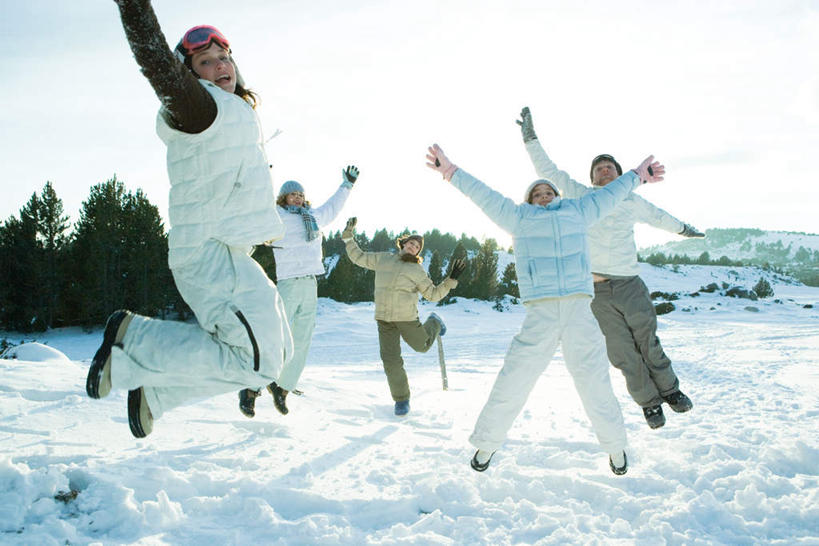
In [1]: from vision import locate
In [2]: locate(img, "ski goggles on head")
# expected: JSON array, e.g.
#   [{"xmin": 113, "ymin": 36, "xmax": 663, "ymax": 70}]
[{"xmin": 175, "ymin": 25, "xmax": 230, "ymax": 57}]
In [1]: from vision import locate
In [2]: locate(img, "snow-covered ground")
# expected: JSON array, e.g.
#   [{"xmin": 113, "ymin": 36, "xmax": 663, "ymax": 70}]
[{"xmin": 1, "ymin": 265, "xmax": 818, "ymax": 545}]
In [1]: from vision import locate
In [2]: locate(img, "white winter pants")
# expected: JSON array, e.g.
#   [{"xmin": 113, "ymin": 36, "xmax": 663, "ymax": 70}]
[
  {"xmin": 110, "ymin": 240, "xmax": 293, "ymax": 419},
  {"xmin": 271, "ymin": 275, "xmax": 317, "ymax": 391},
  {"xmin": 469, "ymin": 295, "xmax": 627, "ymax": 455}
]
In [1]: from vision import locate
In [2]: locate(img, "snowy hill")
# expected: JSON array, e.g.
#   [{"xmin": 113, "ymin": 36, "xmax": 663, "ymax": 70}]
[
  {"xmin": 640, "ymin": 228, "xmax": 819, "ymax": 263},
  {"xmin": 1, "ymin": 264, "xmax": 817, "ymax": 544},
  {"xmin": 640, "ymin": 228, "xmax": 819, "ymax": 285}
]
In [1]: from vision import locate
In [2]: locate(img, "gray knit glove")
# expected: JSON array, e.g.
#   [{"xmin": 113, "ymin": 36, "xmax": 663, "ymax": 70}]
[
  {"xmin": 516, "ymin": 107, "xmax": 538, "ymax": 142},
  {"xmin": 679, "ymin": 223, "xmax": 705, "ymax": 238}
]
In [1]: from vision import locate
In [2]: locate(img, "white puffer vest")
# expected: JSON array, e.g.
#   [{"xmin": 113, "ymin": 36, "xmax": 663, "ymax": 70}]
[{"xmin": 157, "ymin": 80, "xmax": 284, "ymax": 269}]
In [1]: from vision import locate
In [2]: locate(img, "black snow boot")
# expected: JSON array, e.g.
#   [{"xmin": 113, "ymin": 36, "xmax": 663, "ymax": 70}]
[
  {"xmin": 470, "ymin": 450, "xmax": 495, "ymax": 472},
  {"xmin": 128, "ymin": 387, "xmax": 153, "ymax": 438},
  {"xmin": 609, "ymin": 451, "xmax": 628, "ymax": 476},
  {"xmin": 663, "ymin": 390, "xmax": 693, "ymax": 413},
  {"xmin": 267, "ymin": 382, "xmax": 289, "ymax": 415},
  {"xmin": 239, "ymin": 388, "xmax": 261, "ymax": 418},
  {"xmin": 87, "ymin": 310, "xmax": 134, "ymax": 399},
  {"xmin": 643, "ymin": 405, "xmax": 666, "ymax": 429}
]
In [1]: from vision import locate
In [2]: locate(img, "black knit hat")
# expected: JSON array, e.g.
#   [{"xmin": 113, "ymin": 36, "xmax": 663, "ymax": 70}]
[{"xmin": 590, "ymin": 154, "xmax": 622, "ymax": 183}]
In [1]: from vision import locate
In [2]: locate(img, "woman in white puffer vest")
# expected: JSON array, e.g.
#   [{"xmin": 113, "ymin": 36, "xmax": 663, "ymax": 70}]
[
  {"xmin": 86, "ymin": 1, "xmax": 293, "ymax": 438},
  {"xmin": 238, "ymin": 171, "xmax": 357, "ymax": 418}
]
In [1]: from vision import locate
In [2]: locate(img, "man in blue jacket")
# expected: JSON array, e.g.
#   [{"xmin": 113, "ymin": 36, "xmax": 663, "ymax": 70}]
[{"xmin": 426, "ymin": 143, "xmax": 666, "ymax": 475}]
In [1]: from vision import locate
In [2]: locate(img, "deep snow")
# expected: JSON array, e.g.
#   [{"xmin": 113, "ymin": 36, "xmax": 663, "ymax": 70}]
[{"xmin": 1, "ymin": 264, "xmax": 818, "ymax": 545}]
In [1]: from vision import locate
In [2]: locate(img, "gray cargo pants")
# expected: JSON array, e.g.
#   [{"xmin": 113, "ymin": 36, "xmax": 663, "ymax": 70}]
[
  {"xmin": 591, "ymin": 276, "xmax": 679, "ymax": 407},
  {"xmin": 376, "ymin": 317, "xmax": 441, "ymax": 402}
]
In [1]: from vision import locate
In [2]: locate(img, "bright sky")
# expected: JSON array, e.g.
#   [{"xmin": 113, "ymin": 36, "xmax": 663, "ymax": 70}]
[{"xmin": 2, "ymin": 0, "xmax": 817, "ymax": 250}]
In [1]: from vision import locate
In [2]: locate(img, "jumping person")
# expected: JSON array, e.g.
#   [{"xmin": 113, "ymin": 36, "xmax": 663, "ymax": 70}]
[
  {"xmin": 426, "ymin": 143, "xmax": 666, "ymax": 475},
  {"xmin": 342, "ymin": 218, "xmax": 464, "ymax": 416},
  {"xmin": 239, "ymin": 168, "xmax": 358, "ymax": 418},
  {"xmin": 86, "ymin": 0, "xmax": 293, "ymax": 437},
  {"xmin": 517, "ymin": 107, "xmax": 702, "ymax": 429}
]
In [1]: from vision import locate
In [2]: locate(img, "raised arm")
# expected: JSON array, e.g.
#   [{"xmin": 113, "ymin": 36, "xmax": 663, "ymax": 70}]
[
  {"xmin": 517, "ymin": 107, "xmax": 589, "ymax": 198},
  {"xmin": 627, "ymin": 193, "xmax": 694, "ymax": 236},
  {"xmin": 426, "ymin": 144, "xmax": 520, "ymax": 233},
  {"xmin": 312, "ymin": 166, "xmax": 357, "ymax": 228},
  {"xmin": 114, "ymin": 0, "xmax": 216, "ymax": 133},
  {"xmin": 341, "ymin": 217, "xmax": 381, "ymax": 270}
]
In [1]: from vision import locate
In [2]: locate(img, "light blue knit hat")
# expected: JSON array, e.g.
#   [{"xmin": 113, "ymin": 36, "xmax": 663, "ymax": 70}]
[{"xmin": 279, "ymin": 180, "xmax": 304, "ymax": 197}]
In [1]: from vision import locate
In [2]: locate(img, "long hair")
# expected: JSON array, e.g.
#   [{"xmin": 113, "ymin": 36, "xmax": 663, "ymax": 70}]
[
  {"xmin": 276, "ymin": 194, "xmax": 311, "ymax": 208},
  {"xmin": 234, "ymin": 82, "xmax": 259, "ymax": 109}
]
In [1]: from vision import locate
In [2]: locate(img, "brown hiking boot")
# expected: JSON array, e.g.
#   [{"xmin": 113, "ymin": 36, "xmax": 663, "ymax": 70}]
[
  {"xmin": 267, "ymin": 382, "xmax": 289, "ymax": 415},
  {"xmin": 238, "ymin": 388, "xmax": 261, "ymax": 418}
]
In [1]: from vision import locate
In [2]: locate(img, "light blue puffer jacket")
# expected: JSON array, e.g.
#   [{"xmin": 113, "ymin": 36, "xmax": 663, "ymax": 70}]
[{"xmin": 449, "ymin": 169, "xmax": 640, "ymax": 302}]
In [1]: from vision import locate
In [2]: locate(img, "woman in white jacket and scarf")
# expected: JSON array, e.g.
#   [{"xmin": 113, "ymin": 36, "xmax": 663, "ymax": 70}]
[
  {"xmin": 239, "ymin": 169, "xmax": 357, "ymax": 417},
  {"xmin": 426, "ymin": 143, "xmax": 665, "ymax": 476},
  {"xmin": 86, "ymin": 0, "xmax": 292, "ymax": 438}
]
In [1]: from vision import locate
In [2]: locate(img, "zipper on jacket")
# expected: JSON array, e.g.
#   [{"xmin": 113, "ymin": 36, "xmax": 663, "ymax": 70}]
[
  {"xmin": 552, "ymin": 214, "xmax": 565, "ymax": 293},
  {"xmin": 233, "ymin": 307, "xmax": 260, "ymax": 372}
]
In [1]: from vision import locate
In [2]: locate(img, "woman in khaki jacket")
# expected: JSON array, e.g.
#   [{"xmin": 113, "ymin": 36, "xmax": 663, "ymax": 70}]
[{"xmin": 342, "ymin": 218, "xmax": 465, "ymax": 416}]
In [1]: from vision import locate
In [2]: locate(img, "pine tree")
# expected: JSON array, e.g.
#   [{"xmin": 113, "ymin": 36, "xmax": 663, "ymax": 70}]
[
  {"xmin": 444, "ymin": 242, "xmax": 471, "ymax": 302},
  {"xmin": 428, "ymin": 250, "xmax": 443, "ymax": 285},
  {"xmin": 68, "ymin": 176, "xmax": 175, "ymax": 325},
  {"xmin": 0, "ymin": 182, "xmax": 72, "ymax": 331},
  {"xmin": 0, "ymin": 202, "xmax": 40, "ymax": 330},
  {"xmin": 325, "ymin": 253, "xmax": 357, "ymax": 302},
  {"xmin": 120, "ymin": 189, "xmax": 172, "ymax": 317},
  {"xmin": 370, "ymin": 228, "xmax": 394, "ymax": 252},
  {"xmin": 472, "ymin": 238, "xmax": 499, "ymax": 300},
  {"xmin": 499, "ymin": 262, "xmax": 519, "ymax": 298},
  {"xmin": 35, "ymin": 182, "xmax": 70, "ymax": 328},
  {"xmin": 252, "ymin": 244, "xmax": 277, "ymax": 282}
]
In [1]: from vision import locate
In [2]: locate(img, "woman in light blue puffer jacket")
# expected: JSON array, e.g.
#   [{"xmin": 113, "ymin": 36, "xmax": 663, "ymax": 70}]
[{"xmin": 426, "ymin": 144, "xmax": 665, "ymax": 476}]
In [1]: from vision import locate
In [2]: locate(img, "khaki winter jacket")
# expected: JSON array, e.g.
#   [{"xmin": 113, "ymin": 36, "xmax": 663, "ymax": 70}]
[{"xmin": 344, "ymin": 238, "xmax": 457, "ymax": 322}]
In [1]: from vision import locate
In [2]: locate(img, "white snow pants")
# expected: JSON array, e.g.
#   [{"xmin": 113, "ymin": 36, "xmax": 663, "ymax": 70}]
[
  {"xmin": 110, "ymin": 240, "xmax": 293, "ymax": 419},
  {"xmin": 268, "ymin": 275, "xmax": 317, "ymax": 391},
  {"xmin": 469, "ymin": 295, "xmax": 627, "ymax": 455}
]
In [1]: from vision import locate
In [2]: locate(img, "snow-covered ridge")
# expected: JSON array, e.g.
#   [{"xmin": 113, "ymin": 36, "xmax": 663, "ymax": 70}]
[{"xmin": 640, "ymin": 227, "xmax": 819, "ymax": 264}]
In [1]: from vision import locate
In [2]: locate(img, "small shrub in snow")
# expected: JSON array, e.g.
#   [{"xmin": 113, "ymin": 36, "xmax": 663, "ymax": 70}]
[
  {"xmin": 753, "ymin": 278, "xmax": 774, "ymax": 298},
  {"xmin": 726, "ymin": 287, "xmax": 758, "ymax": 301},
  {"xmin": 654, "ymin": 302, "xmax": 675, "ymax": 315},
  {"xmin": 650, "ymin": 291, "xmax": 679, "ymax": 301}
]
